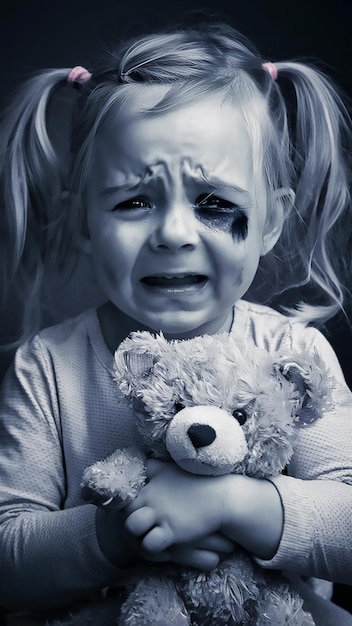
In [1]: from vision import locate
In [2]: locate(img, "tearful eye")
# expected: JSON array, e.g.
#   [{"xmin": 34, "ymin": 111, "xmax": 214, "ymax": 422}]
[
  {"xmin": 113, "ymin": 196, "xmax": 151, "ymax": 211},
  {"xmin": 175, "ymin": 402, "xmax": 185, "ymax": 413},
  {"xmin": 195, "ymin": 193, "xmax": 238, "ymax": 212},
  {"xmin": 194, "ymin": 193, "xmax": 249, "ymax": 241},
  {"xmin": 232, "ymin": 409, "xmax": 247, "ymax": 425}
]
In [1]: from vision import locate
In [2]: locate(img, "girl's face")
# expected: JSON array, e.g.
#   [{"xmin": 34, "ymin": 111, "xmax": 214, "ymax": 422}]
[{"xmin": 85, "ymin": 89, "xmax": 282, "ymax": 339}]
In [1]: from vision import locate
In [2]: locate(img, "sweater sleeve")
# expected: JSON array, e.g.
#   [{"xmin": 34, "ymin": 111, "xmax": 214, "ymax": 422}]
[
  {"xmin": 0, "ymin": 337, "xmax": 121, "ymax": 611},
  {"xmin": 256, "ymin": 326, "xmax": 352, "ymax": 583}
]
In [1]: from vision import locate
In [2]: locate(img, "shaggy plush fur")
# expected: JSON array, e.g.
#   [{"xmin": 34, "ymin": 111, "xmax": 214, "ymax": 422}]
[{"xmin": 55, "ymin": 332, "xmax": 334, "ymax": 625}]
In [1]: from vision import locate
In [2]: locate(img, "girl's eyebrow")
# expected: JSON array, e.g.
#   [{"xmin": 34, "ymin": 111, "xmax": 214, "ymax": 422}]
[
  {"xmin": 188, "ymin": 169, "xmax": 251, "ymax": 198},
  {"xmin": 100, "ymin": 163, "xmax": 251, "ymax": 198},
  {"xmin": 101, "ymin": 176, "xmax": 251, "ymax": 198},
  {"xmin": 101, "ymin": 181, "xmax": 142, "ymax": 195},
  {"xmin": 205, "ymin": 178, "xmax": 250, "ymax": 198}
]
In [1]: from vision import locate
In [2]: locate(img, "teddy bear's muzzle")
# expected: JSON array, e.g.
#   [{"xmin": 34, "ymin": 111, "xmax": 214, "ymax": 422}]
[{"xmin": 165, "ymin": 405, "xmax": 248, "ymax": 476}]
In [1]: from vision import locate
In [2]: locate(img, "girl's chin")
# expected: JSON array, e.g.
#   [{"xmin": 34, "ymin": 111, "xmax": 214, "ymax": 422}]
[
  {"xmin": 141, "ymin": 312, "xmax": 234, "ymax": 340},
  {"xmin": 101, "ymin": 301, "xmax": 200, "ymax": 337},
  {"xmin": 102, "ymin": 301, "xmax": 234, "ymax": 341}
]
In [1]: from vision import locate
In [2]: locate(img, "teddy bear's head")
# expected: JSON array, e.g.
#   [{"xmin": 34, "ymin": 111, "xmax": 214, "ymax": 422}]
[{"xmin": 114, "ymin": 332, "xmax": 333, "ymax": 478}]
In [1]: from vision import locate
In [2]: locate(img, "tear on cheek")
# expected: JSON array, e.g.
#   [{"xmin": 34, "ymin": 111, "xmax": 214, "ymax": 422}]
[
  {"xmin": 231, "ymin": 214, "xmax": 248, "ymax": 241},
  {"xmin": 200, "ymin": 213, "xmax": 248, "ymax": 240}
]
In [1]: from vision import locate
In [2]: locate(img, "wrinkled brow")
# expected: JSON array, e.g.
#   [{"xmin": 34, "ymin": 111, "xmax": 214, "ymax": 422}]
[{"xmin": 101, "ymin": 158, "xmax": 250, "ymax": 196}]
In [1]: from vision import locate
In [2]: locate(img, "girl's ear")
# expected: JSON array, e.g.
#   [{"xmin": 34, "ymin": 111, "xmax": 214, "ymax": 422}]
[{"xmin": 260, "ymin": 187, "xmax": 295, "ymax": 256}]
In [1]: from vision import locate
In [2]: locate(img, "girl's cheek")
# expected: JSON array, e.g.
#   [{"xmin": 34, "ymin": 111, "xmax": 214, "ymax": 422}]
[
  {"xmin": 100, "ymin": 255, "xmax": 123, "ymax": 288},
  {"xmin": 232, "ymin": 266, "xmax": 244, "ymax": 287}
]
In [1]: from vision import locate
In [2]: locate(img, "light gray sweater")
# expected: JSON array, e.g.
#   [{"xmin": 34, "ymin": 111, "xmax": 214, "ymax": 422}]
[{"xmin": 0, "ymin": 300, "xmax": 351, "ymax": 612}]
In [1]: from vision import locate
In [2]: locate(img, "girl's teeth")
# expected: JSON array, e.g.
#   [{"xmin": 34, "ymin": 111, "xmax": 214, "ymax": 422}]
[{"xmin": 143, "ymin": 275, "xmax": 205, "ymax": 287}]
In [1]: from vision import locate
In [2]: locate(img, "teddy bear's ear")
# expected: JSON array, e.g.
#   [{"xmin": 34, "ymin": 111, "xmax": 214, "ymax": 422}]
[
  {"xmin": 123, "ymin": 350, "xmax": 155, "ymax": 377},
  {"xmin": 274, "ymin": 350, "xmax": 335, "ymax": 427},
  {"xmin": 114, "ymin": 331, "xmax": 169, "ymax": 379}
]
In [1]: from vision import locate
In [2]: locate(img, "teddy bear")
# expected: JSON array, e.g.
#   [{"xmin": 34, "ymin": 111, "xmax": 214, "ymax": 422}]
[{"xmin": 78, "ymin": 330, "xmax": 334, "ymax": 626}]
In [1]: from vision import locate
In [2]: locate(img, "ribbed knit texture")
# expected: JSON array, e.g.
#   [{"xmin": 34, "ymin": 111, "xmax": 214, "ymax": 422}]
[{"xmin": 0, "ymin": 300, "xmax": 351, "ymax": 614}]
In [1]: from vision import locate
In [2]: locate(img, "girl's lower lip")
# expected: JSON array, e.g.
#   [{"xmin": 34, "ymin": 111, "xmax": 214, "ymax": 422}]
[{"xmin": 141, "ymin": 275, "xmax": 208, "ymax": 293}]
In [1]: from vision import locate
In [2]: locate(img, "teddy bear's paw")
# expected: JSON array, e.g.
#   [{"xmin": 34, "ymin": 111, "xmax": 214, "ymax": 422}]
[
  {"xmin": 255, "ymin": 584, "xmax": 315, "ymax": 626},
  {"xmin": 119, "ymin": 577, "xmax": 191, "ymax": 625},
  {"xmin": 181, "ymin": 555, "xmax": 259, "ymax": 625},
  {"xmin": 81, "ymin": 448, "xmax": 147, "ymax": 507}
]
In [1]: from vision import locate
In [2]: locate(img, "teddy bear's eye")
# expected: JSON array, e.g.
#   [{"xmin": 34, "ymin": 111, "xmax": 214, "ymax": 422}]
[
  {"xmin": 175, "ymin": 402, "xmax": 185, "ymax": 413},
  {"xmin": 232, "ymin": 409, "xmax": 247, "ymax": 425}
]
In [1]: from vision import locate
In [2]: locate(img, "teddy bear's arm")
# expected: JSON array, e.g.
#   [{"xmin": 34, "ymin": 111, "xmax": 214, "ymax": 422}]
[{"xmin": 81, "ymin": 448, "xmax": 147, "ymax": 508}]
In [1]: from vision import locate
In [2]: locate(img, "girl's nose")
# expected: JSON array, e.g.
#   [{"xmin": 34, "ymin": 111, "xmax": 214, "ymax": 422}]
[{"xmin": 149, "ymin": 203, "xmax": 200, "ymax": 252}]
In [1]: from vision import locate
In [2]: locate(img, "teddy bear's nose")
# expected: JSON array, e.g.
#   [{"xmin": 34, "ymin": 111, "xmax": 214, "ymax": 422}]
[{"xmin": 187, "ymin": 423, "xmax": 216, "ymax": 448}]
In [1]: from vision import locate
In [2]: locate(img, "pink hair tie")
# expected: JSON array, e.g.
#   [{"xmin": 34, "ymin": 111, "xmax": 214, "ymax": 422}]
[
  {"xmin": 262, "ymin": 62, "xmax": 278, "ymax": 81},
  {"xmin": 67, "ymin": 66, "xmax": 92, "ymax": 85}
]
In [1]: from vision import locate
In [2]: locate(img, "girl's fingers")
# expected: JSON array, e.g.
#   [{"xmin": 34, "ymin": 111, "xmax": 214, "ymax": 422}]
[
  {"xmin": 125, "ymin": 506, "xmax": 157, "ymax": 536},
  {"xmin": 196, "ymin": 533, "xmax": 234, "ymax": 553},
  {"xmin": 142, "ymin": 524, "xmax": 174, "ymax": 553},
  {"xmin": 143, "ymin": 535, "xmax": 233, "ymax": 567},
  {"xmin": 171, "ymin": 546, "xmax": 220, "ymax": 571},
  {"xmin": 145, "ymin": 544, "xmax": 221, "ymax": 570},
  {"xmin": 143, "ymin": 549, "xmax": 172, "ymax": 562}
]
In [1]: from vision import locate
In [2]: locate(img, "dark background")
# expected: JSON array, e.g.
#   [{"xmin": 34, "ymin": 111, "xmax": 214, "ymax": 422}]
[
  {"xmin": 0, "ymin": 0, "xmax": 351, "ymax": 98},
  {"xmin": 0, "ymin": 0, "xmax": 351, "ymax": 615}
]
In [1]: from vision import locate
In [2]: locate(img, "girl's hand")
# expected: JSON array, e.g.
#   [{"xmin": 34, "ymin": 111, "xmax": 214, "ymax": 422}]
[
  {"xmin": 146, "ymin": 533, "xmax": 235, "ymax": 571},
  {"xmin": 95, "ymin": 465, "xmax": 234, "ymax": 570},
  {"xmin": 124, "ymin": 459, "xmax": 229, "ymax": 552},
  {"xmin": 124, "ymin": 459, "xmax": 284, "ymax": 560},
  {"xmin": 96, "ymin": 484, "xmax": 234, "ymax": 570}
]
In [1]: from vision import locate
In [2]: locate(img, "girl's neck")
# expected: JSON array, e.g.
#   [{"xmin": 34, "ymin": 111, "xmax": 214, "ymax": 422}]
[
  {"xmin": 98, "ymin": 301, "xmax": 235, "ymax": 354},
  {"xmin": 97, "ymin": 302, "xmax": 147, "ymax": 354}
]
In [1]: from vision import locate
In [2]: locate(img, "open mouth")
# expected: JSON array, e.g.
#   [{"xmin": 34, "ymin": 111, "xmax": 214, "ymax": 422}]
[{"xmin": 141, "ymin": 274, "xmax": 208, "ymax": 290}]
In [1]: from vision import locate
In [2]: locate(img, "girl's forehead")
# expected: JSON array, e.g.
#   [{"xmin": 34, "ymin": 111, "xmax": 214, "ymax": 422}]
[
  {"xmin": 97, "ymin": 84, "xmax": 247, "ymax": 138},
  {"xmin": 94, "ymin": 90, "xmax": 255, "ymax": 186}
]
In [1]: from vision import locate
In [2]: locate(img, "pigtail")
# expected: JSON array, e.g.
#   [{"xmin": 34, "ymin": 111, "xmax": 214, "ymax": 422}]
[
  {"xmin": 274, "ymin": 61, "xmax": 352, "ymax": 323},
  {"xmin": 0, "ymin": 69, "xmax": 73, "ymax": 349}
]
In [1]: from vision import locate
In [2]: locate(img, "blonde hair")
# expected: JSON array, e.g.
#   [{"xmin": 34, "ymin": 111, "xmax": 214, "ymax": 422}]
[{"xmin": 1, "ymin": 23, "xmax": 351, "ymax": 347}]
